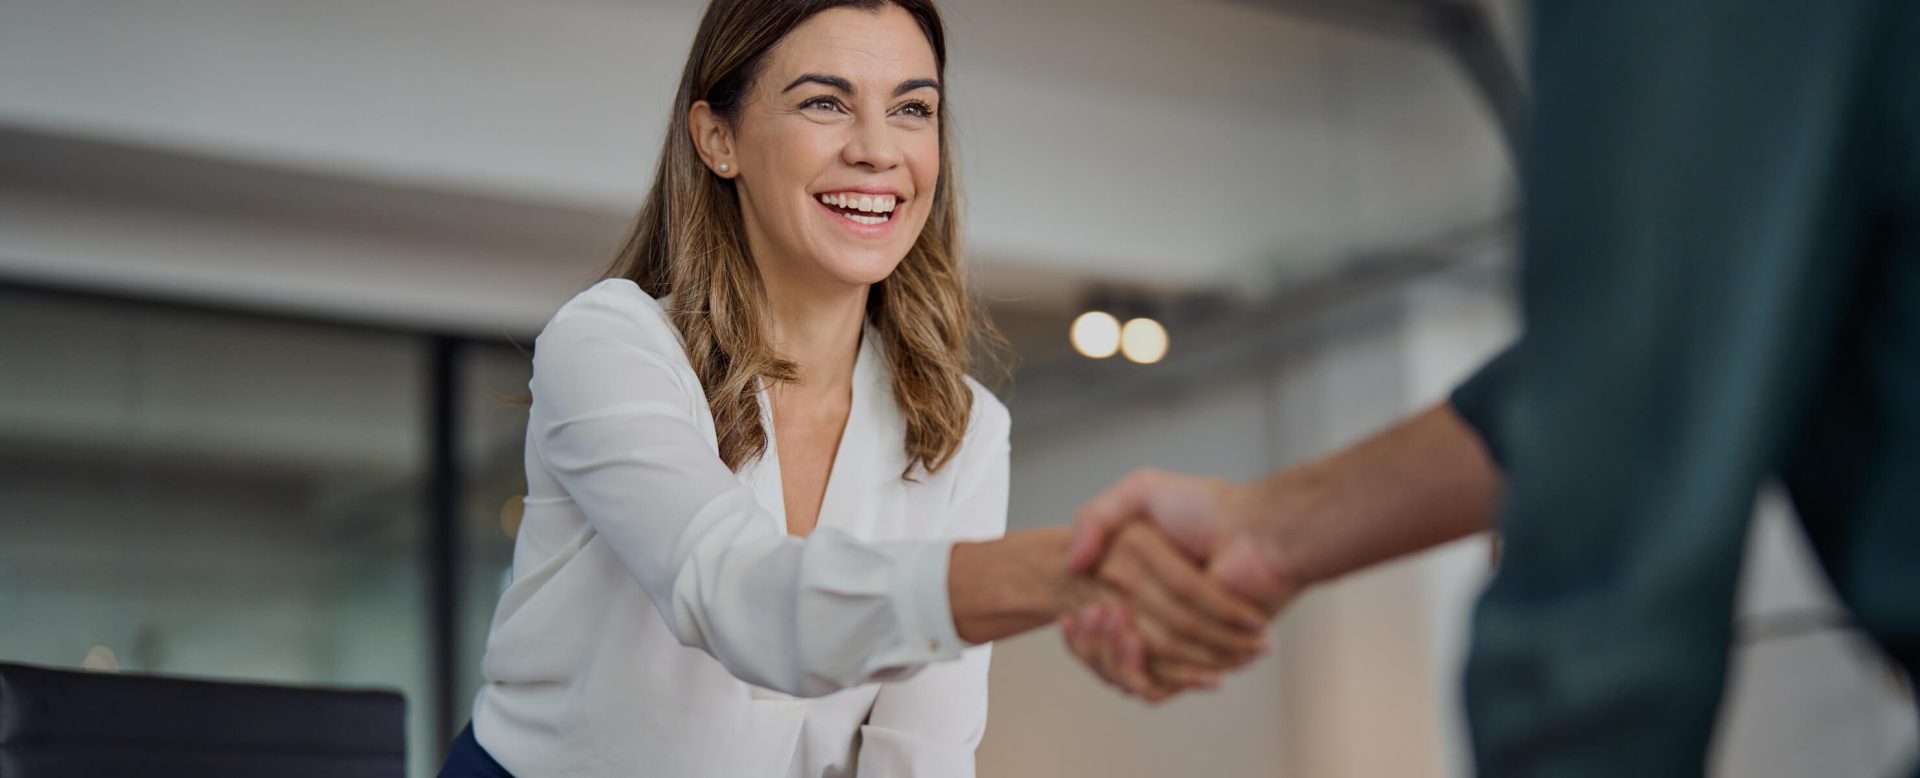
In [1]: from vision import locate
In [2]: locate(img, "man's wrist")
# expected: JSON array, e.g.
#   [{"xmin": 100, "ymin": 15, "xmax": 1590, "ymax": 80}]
[
  {"xmin": 1240, "ymin": 403, "xmax": 1501, "ymax": 590},
  {"xmin": 1241, "ymin": 467, "xmax": 1334, "ymax": 590}
]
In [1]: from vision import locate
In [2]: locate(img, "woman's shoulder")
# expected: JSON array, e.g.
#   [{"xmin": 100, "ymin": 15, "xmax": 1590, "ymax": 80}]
[
  {"xmin": 960, "ymin": 376, "xmax": 1011, "ymax": 451},
  {"xmin": 538, "ymin": 278, "xmax": 686, "ymax": 359}
]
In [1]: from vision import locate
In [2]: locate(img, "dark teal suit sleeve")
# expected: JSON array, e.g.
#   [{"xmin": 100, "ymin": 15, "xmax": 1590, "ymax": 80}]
[
  {"xmin": 1449, "ymin": 344, "xmax": 1518, "ymax": 471},
  {"xmin": 1461, "ymin": 1, "xmax": 1912, "ymax": 775}
]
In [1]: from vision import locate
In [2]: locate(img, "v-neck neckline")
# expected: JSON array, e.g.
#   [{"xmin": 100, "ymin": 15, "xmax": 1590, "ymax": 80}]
[{"xmin": 756, "ymin": 328, "xmax": 876, "ymax": 539}]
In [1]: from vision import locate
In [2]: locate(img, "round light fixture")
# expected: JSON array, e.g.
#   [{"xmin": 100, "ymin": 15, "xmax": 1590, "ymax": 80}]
[
  {"xmin": 1121, "ymin": 318, "xmax": 1169, "ymax": 364},
  {"xmin": 1070, "ymin": 311, "xmax": 1121, "ymax": 359}
]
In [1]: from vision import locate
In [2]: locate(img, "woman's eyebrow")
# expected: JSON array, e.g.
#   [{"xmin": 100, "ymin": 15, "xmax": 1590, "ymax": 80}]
[
  {"xmin": 779, "ymin": 74, "xmax": 943, "ymax": 98},
  {"xmin": 782, "ymin": 73, "xmax": 855, "ymax": 94},
  {"xmin": 893, "ymin": 78, "xmax": 941, "ymax": 97}
]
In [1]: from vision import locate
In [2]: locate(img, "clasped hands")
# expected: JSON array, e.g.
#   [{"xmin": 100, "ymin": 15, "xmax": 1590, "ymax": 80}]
[{"xmin": 1055, "ymin": 469, "xmax": 1299, "ymax": 703}]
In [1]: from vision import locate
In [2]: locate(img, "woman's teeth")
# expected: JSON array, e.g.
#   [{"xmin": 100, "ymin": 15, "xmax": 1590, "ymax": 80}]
[{"xmin": 816, "ymin": 192, "xmax": 897, "ymax": 225}]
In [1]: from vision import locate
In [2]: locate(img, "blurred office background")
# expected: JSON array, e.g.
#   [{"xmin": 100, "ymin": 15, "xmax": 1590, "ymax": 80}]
[{"xmin": 0, "ymin": 1, "xmax": 1912, "ymax": 776}]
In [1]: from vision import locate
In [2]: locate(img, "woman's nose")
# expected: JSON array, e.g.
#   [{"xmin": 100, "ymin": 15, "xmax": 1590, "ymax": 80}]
[{"xmin": 842, "ymin": 113, "xmax": 903, "ymax": 171}]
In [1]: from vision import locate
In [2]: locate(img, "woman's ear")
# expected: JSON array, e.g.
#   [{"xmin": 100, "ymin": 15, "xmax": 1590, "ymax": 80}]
[{"xmin": 689, "ymin": 101, "xmax": 739, "ymax": 179}]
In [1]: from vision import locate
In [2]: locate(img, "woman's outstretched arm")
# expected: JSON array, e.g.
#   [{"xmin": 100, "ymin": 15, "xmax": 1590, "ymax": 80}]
[{"xmin": 531, "ymin": 286, "xmax": 1262, "ymax": 698}]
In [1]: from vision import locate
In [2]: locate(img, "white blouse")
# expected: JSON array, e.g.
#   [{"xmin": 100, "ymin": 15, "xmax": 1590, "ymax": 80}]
[{"xmin": 470, "ymin": 279, "xmax": 1010, "ymax": 777}]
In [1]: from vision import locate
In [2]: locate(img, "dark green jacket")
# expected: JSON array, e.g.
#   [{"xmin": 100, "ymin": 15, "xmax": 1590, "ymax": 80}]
[{"xmin": 1450, "ymin": 1, "xmax": 1920, "ymax": 774}]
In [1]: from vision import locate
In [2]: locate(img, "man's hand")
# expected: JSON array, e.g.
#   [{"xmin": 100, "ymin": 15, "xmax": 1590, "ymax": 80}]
[{"xmin": 1068, "ymin": 469, "xmax": 1297, "ymax": 610}]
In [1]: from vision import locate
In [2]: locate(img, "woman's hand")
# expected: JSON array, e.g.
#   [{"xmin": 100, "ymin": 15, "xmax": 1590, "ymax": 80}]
[
  {"xmin": 1060, "ymin": 601, "xmax": 1246, "ymax": 703},
  {"xmin": 1058, "ymin": 522, "xmax": 1270, "ymax": 703}
]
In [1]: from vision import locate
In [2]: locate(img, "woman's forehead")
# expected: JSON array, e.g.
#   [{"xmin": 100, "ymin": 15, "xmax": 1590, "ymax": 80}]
[{"xmin": 762, "ymin": 7, "xmax": 938, "ymax": 88}]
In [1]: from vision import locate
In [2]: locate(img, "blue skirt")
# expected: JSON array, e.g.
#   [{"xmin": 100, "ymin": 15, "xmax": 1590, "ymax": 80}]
[{"xmin": 439, "ymin": 724, "xmax": 515, "ymax": 778}]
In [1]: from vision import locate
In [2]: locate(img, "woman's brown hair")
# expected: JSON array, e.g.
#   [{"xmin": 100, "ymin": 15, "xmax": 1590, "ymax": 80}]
[{"xmin": 606, "ymin": 0, "xmax": 995, "ymax": 477}]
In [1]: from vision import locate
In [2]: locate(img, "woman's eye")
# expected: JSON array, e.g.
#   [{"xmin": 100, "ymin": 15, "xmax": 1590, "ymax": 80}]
[
  {"xmin": 897, "ymin": 101, "xmax": 937, "ymax": 119},
  {"xmin": 801, "ymin": 96, "xmax": 846, "ymax": 113}
]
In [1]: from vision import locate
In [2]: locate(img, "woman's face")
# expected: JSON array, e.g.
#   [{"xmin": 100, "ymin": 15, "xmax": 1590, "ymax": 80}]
[{"xmin": 717, "ymin": 5, "xmax": 942, "ymax": 293}]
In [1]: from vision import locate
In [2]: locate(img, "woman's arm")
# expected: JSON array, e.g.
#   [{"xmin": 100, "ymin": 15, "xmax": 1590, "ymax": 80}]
[
  {"xmin": 532, "ymin": 289, "xmax": 1263, "ymax": 699},
  {"xmin": 858, "ymin": 401, "xmax": 1268, "ymax": 774}
]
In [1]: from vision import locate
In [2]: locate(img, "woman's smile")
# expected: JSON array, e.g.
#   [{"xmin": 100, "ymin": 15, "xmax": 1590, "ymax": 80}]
[{"xmin": 812, "ymin": 188, "xmax": 904, "ymax": 237}]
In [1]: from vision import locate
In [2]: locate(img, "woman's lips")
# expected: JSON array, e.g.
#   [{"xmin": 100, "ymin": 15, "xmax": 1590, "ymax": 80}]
[{"xmin": 813, "ymin": 196, "xmax": 899, "ymax": 238}]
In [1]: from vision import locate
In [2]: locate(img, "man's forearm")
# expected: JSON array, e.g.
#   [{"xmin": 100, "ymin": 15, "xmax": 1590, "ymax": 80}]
[{"xmin": 1251, "ymin": 402, "xmax": 1503, "ymax": 587}]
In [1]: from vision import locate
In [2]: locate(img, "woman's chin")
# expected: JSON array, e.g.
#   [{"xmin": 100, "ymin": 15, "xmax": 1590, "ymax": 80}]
[{"xmin": 820, "ymin": 254, "xmax": 909, "ymax": 288}]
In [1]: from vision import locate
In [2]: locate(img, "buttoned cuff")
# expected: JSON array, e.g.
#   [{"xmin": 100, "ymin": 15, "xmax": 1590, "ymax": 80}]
[{"xmin": 896, "ymin": 540, "xmax": 968, "ymax": 660}]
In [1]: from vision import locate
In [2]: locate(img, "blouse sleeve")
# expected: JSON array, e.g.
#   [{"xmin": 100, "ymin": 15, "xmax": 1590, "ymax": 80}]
[{"xmin": 527, "ymin": 285, "xmax": 966, "ymax": 698}]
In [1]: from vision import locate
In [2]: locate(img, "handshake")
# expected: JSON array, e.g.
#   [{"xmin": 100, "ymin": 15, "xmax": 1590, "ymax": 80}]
[
  {"xmin": 1033, "ymin": 405, "xmax": 1498, "ymax": 702},
  {"xmin": 1050, "ymin": 469, "xmax": 1301, "ymax": 704},
  {"xmin": 951, "ymin": 406, "xmax": 1496, "ymax": 704}
]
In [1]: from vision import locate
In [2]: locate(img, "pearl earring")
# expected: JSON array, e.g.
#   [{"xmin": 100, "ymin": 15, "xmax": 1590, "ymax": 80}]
[{"xmin": 717, "ymin": 163, "xmax": 730, "ymax": 173}]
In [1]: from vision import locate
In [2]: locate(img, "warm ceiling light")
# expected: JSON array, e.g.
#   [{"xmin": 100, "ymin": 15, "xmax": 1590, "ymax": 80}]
[
  {"xmin": 1070, "ymin": 311, "xmax": 1121, "ymax": 359},
  {"xmin": 1121, "ymin": 318, "xmax": 1169, "ymax": 364}
]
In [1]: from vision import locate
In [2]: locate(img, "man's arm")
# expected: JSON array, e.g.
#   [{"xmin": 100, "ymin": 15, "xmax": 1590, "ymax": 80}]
[
  {"xmin": 1067, "ymin": 402, "xmax": 1502, "ymax": 598},
  {"xmin": 1062, "ymin": 400, "xmax": 1505, "ymax": 696},
  {"xmin": 1248, "ymin": 401, "xmax": 1504, "ymax": 588}
]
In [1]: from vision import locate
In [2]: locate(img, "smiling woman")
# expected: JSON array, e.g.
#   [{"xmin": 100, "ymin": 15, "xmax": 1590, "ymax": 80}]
[
  {"xmin": 615, "ymin": 0, "xmax": 970, "ymax": 483},
  {"xmin": 441, "ymin": 2, "xmax": 1272, "ymax": 777}
]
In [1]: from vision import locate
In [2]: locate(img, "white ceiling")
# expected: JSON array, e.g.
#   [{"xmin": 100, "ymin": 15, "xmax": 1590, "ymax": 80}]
[{"xmin": 0, "ymin": 0, "xmax": 1512, "ymax": 331}]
